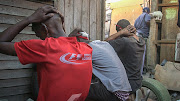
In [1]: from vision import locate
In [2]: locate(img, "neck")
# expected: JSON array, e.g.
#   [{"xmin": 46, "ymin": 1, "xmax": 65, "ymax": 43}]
[
  {"xmin": 48, "ymin": 24, "xmax": 67, "ymax": 38},
  {"xmin": 49, "ymin": 28, "xmax": 67, "ymax": 38}
]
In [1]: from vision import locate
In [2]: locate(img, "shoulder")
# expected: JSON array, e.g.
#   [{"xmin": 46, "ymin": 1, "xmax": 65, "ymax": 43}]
[
  {"xmin": 145, "ymin": 13, "xmax": 151, "ymax": 20},
  {"xmin": 118, "ymin": 37, "xmax": 129, "ymax": 42},
  {"xmin": 90, "ymin": 40, "xmax": 109, "ymax": 47},
  {"xmin": 90, "ymin": 40, "xmax": 108, "ymax": 46},
  {"xmin": 120, "ymin": 37, "xmax": 138, "ymax": 43},
  {"xmin": 15, "ymin": 39, "xmax": 45, "ymax": 47},
  {"xmin": 91, "ymin": 40, "xmax": 109, "ymax": 44},
  {"xmin": 139, "ymin": 37, "xmax": 146, "ymax": 44},
  {"xmin": 80, "ymin": 42, "xmax": 92, "ymax": 50}
]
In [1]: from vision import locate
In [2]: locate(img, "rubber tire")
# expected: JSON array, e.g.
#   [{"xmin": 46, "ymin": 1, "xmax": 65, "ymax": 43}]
[{"xmin": 142, "ymin": 78, "xmax": 171, "ymax": 101}]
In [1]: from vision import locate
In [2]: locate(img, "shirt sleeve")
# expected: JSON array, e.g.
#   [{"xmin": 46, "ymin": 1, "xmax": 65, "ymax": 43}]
[
  {"xmin": 108, "ymin": 38, "xmax": 125, "ymax": 53},
  {"xmin": 14, "ymin": 39, "xmax": 47, "ymax": 65}
]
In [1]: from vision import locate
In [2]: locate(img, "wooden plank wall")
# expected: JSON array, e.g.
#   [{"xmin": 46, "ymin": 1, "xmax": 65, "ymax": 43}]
[
  {"xmin": 160, "ymin": 0, "xmax": 179, "ymax": 62},
  {"xmin": 54, "ymin": 0, "xmax": 105, "ymax": 41},
  {"xmin": 0, "ymin": 0, "xmax": 52, "ymax": 101},
  {"xmin": 0, "ymin": 0, "xmax": 105, "ymax": 100}
]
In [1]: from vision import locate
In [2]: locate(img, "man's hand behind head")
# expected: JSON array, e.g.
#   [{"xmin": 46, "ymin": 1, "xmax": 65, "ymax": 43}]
[
  {"xmin": 126, "ymin": 25, "xmax": 136, "ymax": 33},
  {"xmin": 27, "ymin": 5, "xmax": 59, "ymax": 23},
  {"xmin": 119, "ymin": 25, "xmax": 135, "ymax": 37}
]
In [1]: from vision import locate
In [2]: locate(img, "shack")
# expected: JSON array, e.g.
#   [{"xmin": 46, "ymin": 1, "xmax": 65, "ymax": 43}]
[
  {"xmin": 147, "ymin": 0, "xmax": 180, "ymax": 68},
  {"xmin": 0, "ymin": 0, "xmax": 105, "ymax": 100}
]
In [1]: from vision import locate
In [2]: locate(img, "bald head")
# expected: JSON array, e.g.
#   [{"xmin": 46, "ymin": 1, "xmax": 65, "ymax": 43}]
[{"xmin": 44, "ymin": 13, "xmax": 64, "ymax": 26}]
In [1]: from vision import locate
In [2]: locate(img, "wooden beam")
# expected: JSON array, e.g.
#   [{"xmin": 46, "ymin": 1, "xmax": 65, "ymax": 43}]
[
  {"xmin": 0, "ymin": 23, "xmax": 35, "ymax": 34},
  {"xmin": 101, "ymin": 0, "xmax": 105, "ymax": 40},
  {"xmin": 0, "ymin": 5, "xmax": 34, "ymax": 17},
  {"xmin": 0, "ymin": 85, "xmax": 31, "ymax": 97},
  {"xmin": 89, "ymin": 0, "xmax": 97, "ymax": 40},
  {"xmin": 54, "ymin": 0, "xmax": 65, "ymax": 16},
  {"xmin": 0, "ymin": 0, "xmax": 49, "ymax": 10},
  {"xmin": 0, "ymin": 78, "xmax": 31, "ymax": 88},
  {"xmin": 0, "ymin": 69, "xmax": 32, "ymax": 79},
  {"xmin": 81, "ymin": 0, "xmax": 90, "ymax": 34},
  {"xmin": 64, "ymin": 0, "xmax": 74, "ymax": 35},
  {"xmin": 74, "ymin": 0, "xmax": 82, "ymax": 29},
  {"xmin": 0, "ymin": 61, "xmax": 32, "ymax": 70},
  {"xmin": 158, "ymin": 3, "xmax": 179, "ymax": 7},
  {"xmin": 0, "ymin": 14, "xmax": 26, "ymax": 25},
  {"xmin": 0, "ymin": 94, "xmax": 31, "ymax": 101},
  {"xmin": 96, "ymin": 0, "xmax": 101, "ymax": 40},
  {"xmin": 154, "ymin": 39, "xmax": 176, "ymax": 44}
]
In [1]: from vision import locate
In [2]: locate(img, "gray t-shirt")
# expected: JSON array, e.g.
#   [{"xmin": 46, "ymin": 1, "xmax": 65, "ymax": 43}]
[
  {"xmin": 89, "ymin": 40, "xmax": 132, "ymax": 92},
  {"xmin": 108, "ymin": 37, "xmax": 145, "ymax": 92}
]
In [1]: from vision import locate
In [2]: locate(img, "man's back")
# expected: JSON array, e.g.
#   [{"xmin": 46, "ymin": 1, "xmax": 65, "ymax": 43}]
[
  {"xmin": 15, "ymin": 37, "xmax": 92, "ymax": 101},
  {"xmin": 89, "ymin": 40, "xmax": 131, "ymax": 92},
  {"xmin": 134, "ymin": 12, "xmax": 151, "ymax": 38},
  {"xmin": 108, "ymin": 37, "xmax": 145, "ymax": 92}
]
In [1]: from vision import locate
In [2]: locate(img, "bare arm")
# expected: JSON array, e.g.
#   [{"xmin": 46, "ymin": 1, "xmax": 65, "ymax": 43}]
[
  {"xmin": 0, "ymin": 18, "xmax": 31, "ymax": 42},
  {"xmin": 105, "ymin": 29, "xmax": 127, "ymax": 41},
  {"xmin": 0, "ymin": 5, "xmax": 58, "ymax": 56},
  {"xmin": 105, "ymin": 25, "xmax": 136, "ymax": 41}
]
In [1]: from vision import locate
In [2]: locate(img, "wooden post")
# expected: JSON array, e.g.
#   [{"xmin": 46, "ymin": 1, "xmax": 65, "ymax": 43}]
[
  {"xmin": 101, "ymin": 0, "xmax": 106, "ymax": 41},
  {"xmin": 147, "ymin": 0, "xmax": 158, "ymax": 68}
]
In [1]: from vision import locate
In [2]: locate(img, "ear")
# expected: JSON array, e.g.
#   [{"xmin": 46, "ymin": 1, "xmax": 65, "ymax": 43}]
[{"xmin": 42, "ymin": 24, "xmax": 50, "ymax": 37}]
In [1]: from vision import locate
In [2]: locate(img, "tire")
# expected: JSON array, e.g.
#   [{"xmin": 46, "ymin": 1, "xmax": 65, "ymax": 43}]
[{"xmin": 142, "ymin": 78, "xmax": 171, "ymax": 101}]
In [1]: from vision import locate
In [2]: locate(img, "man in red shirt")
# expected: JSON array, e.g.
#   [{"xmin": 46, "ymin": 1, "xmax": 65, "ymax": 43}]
[{"xmin": 0, "ymin": 5, "xmax": 92, "ymax": 101}]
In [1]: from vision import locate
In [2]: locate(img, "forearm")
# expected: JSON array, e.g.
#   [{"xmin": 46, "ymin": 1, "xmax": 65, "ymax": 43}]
[
  {"xmin": 0, "ymin": 42, "xmax": 16, "ymax": 56},
  {"xmin": 0, "ymin": 17, "xmax": 31, "ymax": 42},
  {"xmin": 105, "ymin": 31, "xmax": 123, "ymax": 41}
]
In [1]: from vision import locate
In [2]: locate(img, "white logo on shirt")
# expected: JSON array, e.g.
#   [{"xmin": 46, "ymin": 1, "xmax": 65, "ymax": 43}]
[
  {"xmin": 67, "ymin": 93, "xmax": 82, "ymax": 101},
  {"xmin": 59, "ymin": 53, "xmax": 91, "ymax": 65}
]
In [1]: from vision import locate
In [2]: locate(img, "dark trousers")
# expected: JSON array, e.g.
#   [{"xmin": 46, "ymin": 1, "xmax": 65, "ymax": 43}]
[{"xmin": 86, "ymin": 76, "xmax": 120, "ymax": 101}]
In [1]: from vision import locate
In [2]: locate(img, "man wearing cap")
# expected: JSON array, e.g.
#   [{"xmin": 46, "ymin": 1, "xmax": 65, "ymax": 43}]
[{"xmin": 134, "ymin": 7, "xmax": 151, "ymax": 38}]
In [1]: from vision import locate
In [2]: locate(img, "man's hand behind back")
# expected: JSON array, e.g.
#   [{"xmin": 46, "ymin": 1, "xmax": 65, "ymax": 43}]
[{"xmin": 27, "ymin": 5, "xmax": 58, "ymax": 23}]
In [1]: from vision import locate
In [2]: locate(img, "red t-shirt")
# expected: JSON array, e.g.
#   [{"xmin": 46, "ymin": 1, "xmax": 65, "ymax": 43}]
[{"xmin": 14, "ymin": 37, "xmax": 92, "ymax": 101}]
